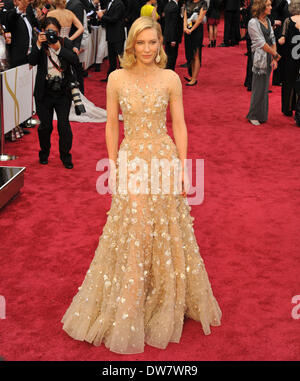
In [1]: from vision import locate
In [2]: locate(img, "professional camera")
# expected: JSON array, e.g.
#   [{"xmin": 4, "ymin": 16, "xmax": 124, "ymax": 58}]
[
  {"xmin": 69, "ymin": 81, "xmax": 86, "ymax": 115},
  {"xmin": 45, "ymin": 29, "xmax": 59, "ymax": 44},
  {"xmin": 47, "ymin": 75, "xmax": 62, "ymax": 92}
]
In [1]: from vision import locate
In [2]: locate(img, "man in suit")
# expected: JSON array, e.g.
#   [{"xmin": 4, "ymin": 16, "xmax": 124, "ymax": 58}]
[
  {"xmin": 163, "ymin": 0, "xmax": 183, "ymax": 71},
  {"xmin": 5, "ymin": 0, "xmax": 34, "ymax": 68},
  {"xmin": 97, "ymin": 0, "xmax": 125, "ymax": 81},
  {"xmin": 219, "ymin": 0, "xmax": 241, "ymax": 47}
]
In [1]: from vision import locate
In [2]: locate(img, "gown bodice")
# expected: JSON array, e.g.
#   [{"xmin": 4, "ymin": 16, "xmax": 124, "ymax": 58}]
[
  {"xmin": 118, "ymin": 76, "xmax": 169, "ymax": 141},
  {"xmin": 60, "ymin": 26, "xmax": 71, "ymax": 39}
]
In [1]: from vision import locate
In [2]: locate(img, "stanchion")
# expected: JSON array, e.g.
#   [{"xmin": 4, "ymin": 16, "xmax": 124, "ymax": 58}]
[
  {"xmin": 25, "ymin": 66, "xmax": 39, "ymax": 128},
  {"xmin": 0, "ymin": 72, "xmax": 17, "ymax": 161}
]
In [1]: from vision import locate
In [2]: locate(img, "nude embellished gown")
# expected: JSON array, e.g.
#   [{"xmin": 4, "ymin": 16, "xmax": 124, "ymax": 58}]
[{"xmin": 61, "ymin": 69, "xmax": 222, "ymax": 354}]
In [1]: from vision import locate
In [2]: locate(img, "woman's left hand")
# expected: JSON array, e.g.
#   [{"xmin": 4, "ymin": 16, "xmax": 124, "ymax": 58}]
[
  {"xmin": 177, "ymin": 167, "xmax": 190, "ymax": 197},
  {"xmin": 271, "ymin": 59, "xmax": 278, "ymax": 70}
]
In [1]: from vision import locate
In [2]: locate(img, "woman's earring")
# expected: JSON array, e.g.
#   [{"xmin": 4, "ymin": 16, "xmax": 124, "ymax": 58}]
[{"xmin": 155, "ymin": 49, "xmax": 161, "ymax": 63}]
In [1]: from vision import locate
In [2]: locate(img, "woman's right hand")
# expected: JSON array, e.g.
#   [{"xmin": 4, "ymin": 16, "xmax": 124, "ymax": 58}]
[{"xmin": 37, "ymin": 31, "xmax": 47, "ymax": 48}]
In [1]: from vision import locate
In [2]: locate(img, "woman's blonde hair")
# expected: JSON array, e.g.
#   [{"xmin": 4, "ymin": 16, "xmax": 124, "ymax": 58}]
[
  {"xmin": 289, "ymin": 0, "xmax": 300, "ymax": 15},
  {"xmin": 119, "ymin": 16, "xmax": 167, "ymax": 69},
  {"xmin": 251, "ymin": 0, "xmax": 269, "ymax": 18},
  {"xmin": 53, "ymin": 0, "xmax": 66, "ymax": 8}
]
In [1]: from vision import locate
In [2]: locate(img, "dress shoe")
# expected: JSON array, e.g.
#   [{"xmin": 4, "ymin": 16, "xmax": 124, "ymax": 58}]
[
  {"xmin": 218, "ymin": 42, "xmax": 230, "ymax": 47},
  {"xmin": 39, "ymin": 158, "xmax": 48, "ymax": 165},
  {"xmin": 63, "ymin": 161, "xmax": 73, "ymax": 169},
  {"xmin": 249, "ymin": 119, "xmax": 260, "ymax": 126},
  {"xmin": 100, "ymin": 78, "xmax": 108, "ymax": 82},
  {"xmin": 186, "ymin": 80, "xmax": 198, "ymax": 86}
]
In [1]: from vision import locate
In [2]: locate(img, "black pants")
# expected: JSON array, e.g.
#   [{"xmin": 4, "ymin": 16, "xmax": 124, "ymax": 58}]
[
  {"xmin": 35, "ymin": 89, "xmax": 73, "ymax": 164},
  {"xmin": 244, "ymin": 32, "xmax": 253, "ymax": 90},
  {"xmin": 224, "ymin": 10, "xmax": 240, "ymax": 45},
  {"xmin": 107, "ymin": 40, "xmax": 124, "ymax": 78},
  {"xmin": 165, "ymin": 42, "xmax": 179, "ymax": 71}
]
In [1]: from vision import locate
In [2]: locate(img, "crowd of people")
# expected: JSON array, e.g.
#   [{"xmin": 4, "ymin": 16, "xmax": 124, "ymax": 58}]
[{"xmin": 0, "ymin": 0, "xmax": 300, "ymax": 164}]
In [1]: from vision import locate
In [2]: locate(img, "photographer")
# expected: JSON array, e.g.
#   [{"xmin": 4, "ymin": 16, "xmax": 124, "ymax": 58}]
[{"xmin": 28, "ymin": 16, "xmax": 80, "ymax": 168}]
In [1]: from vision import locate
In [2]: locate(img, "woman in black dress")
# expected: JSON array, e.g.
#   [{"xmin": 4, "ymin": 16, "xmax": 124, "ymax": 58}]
[
  {"xmin": 278, "ymin": 0, "xmax": 300, "ymax": 121},
  {"xmin": 183, "ymin": 0, "xmax": 207, "ymax": 86}
]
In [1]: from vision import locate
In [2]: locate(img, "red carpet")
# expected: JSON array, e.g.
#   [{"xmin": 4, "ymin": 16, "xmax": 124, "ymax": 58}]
[{"xmin": 1, "ymin": 24, "xmax": 300, "ymax": 361}]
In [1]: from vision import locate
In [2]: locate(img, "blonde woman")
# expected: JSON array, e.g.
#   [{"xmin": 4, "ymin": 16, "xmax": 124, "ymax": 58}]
[{"xmin": 61, "ymin": 16, "xmax": 222, "ymax": 354}]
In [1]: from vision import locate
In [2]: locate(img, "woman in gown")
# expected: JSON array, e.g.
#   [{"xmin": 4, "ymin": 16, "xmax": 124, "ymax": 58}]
[
  {"xmin": 47, "ymin": 0, "xmax": 108, "ymax": 123},
  {"xmin": 61, "ymin": 16, "xmax": 221, "ymax": 354}
]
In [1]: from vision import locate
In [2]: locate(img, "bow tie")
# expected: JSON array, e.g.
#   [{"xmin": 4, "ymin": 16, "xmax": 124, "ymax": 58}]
[{"xmin": 21, "ymin": 14, "xmax": 27, "ymax": 18}]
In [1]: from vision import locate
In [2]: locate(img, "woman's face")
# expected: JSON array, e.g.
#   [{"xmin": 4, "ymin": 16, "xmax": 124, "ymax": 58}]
[
  {"xmin": 134, "ymin": 28, "xmax": 160, "ymax": 66},
  {"xmin": 264, "ymin": 0, "xmax": 272, "ymax": 16},
  {"xmin": 44, "ymin": 23, "xmax": 60, "ymax": 35}
]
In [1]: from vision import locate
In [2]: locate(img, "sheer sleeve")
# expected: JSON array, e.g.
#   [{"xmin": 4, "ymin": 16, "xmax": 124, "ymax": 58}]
[
  {"xmin": 281, "ymin": 17, "xmax": 290, "ymax": 38},
  {"xmin": 201, "ymin": 0, "xmax": 208, "ymax": 11}
]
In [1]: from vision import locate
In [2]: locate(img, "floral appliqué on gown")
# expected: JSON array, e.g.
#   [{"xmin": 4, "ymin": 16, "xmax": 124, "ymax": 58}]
[{"xmin": 61, "ymin": 69, "xmax": 222, "ymax": 354}]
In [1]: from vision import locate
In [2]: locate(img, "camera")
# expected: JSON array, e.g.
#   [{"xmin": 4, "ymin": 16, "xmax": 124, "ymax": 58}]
[
  {"xmin": 69, "ymin": 81, "xmax": 86, "ymax": 115},
  {"xmin": 45, "ymin": 29, "xmax": 59, "ymax": 44},
  {"xmin": 47, "ymin": 75, "xmax": 62, "ymax": 92}
]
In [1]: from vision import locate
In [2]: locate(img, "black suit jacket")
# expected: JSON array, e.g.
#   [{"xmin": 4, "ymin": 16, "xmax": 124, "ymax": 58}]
[
  {"xmin": 163, "ymin": 0, "xmax": 183, "ymax": 43},
  {"xmin": 26, "ymin": 4, "xmax": 39, "ymax": 29},
  {"xmin": 28, "ymin": 37, "xmax": 80, "ymax": 100},
  {"xmin": 5, "ymin": 8, "xmax": 34, "ymax": 68},
  {"xmin": 125, "ymin": 0, "xmax": 140, "ymax": 26},
  {"xmin": 100, "ymin": 0, "xmax": 125, "ymax": 43},
  {"xmin": 66, "ymin": 0, "xmax": 84, "ymax": 49}
]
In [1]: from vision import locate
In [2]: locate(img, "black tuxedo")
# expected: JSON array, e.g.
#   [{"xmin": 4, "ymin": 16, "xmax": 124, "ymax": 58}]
[
  {"xmin": 100, "ymin": 0, "xmax": 125, "ymax": 77},
  {"xmin": 66, "ymin": 0, "xmax": 84, "ymax": 49},
  {"xmin": 26, "ymin": 4, "xmax": 39, "ymax": 29},
  {"xmin": 163, "ymin": 0, "xmax": 183, "ymax": 70},
  {"xmin": 5, "ymin": 8, "xmax": 34, "ymax": 68},
  {"xmin": 28, "ymin": 38, "xmax": 80, "ymax": 164},
  {"xmin": 125, "ymin": 0, "xmax": 140, "ymax": 31},
  {"xmin": 101, "ymin": 0, "xmax": 125, "ymax": 43}
]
